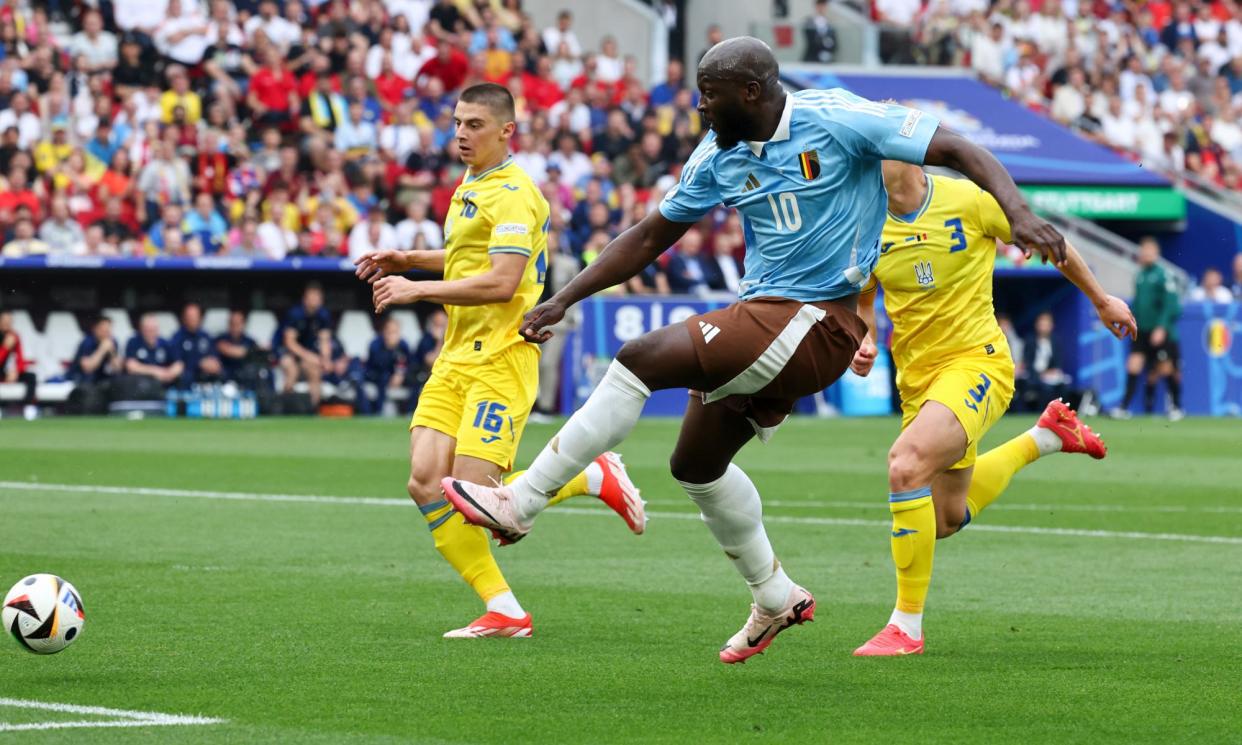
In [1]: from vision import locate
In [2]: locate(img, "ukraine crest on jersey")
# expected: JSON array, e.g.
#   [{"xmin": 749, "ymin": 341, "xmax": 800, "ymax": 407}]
[
  {"xmin": 868, "ymin": 173, "xmax": 1013, "ymax": 388},
  {"xmin": 659, "ymin": 88, "xmax": 941, "ymax": 303},
  {"xmin": 440, "ymin": 157, "xmax": 550, "ymax": 364}
]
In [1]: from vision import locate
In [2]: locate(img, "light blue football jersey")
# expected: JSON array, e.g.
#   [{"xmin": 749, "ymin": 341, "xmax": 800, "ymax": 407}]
[{"xmin": 659, "ymin": 88, "xmax": 940, "ymax": 302}]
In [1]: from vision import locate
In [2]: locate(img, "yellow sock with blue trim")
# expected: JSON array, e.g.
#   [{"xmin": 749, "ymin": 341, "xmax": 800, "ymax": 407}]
[
  {"xmin": 962, "ymin": 433, "xmax": 1040, "ymax": 529},
  {"xmin": 508, "ymin": 468, "xmax": 592, "ymax": 508},
  {"xmin": 890, "ymin": 486, "xmax": 935, "ymax": 636},
  {"xmin": 420, "ymin": 499, "xmax": 510, "ymax": 603}
]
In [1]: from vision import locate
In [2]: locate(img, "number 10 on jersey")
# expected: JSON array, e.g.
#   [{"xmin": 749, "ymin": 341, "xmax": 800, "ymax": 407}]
[{"xmin": 766, "ymin": 192, "xmax": 802, "ymax": 232}]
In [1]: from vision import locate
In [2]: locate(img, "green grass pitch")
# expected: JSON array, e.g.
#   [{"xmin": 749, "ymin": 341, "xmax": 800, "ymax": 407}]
[{"xmin": 0, "ymin": 415, "xmax": 1239, "ymax": 743}]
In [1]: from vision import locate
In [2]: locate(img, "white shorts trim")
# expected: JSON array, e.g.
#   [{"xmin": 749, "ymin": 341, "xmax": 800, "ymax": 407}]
[{"xmin": 703, "ymin": 303, "xmax": 826, "ymax": 404}]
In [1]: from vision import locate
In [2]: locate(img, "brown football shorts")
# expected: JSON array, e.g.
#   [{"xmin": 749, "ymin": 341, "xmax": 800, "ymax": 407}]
[{"xmin": 685, "ymin": 296, "xmax": 866, "ymax": 441}]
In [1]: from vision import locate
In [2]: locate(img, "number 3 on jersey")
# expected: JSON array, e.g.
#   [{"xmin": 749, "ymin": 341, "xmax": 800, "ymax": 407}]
[{"xmin": 766, "ymin": 192, "xmax": 802, "ymax": 232}]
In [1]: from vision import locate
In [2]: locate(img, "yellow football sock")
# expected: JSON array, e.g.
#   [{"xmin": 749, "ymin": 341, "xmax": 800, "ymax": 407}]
[
  {"xmin": 890, "ymin": 487, "xmax": 936, "ymax": 614},
  {"xmin": 507, "ymin": 469, "xmax": 590, "ymax": 508},
  {"xmin": 964, "ymin": 433, "xmax": 1040, "ymax": 524},
  {"xmin": 420, "ymin": 499, "xmax": 509, "ymax": 602}
]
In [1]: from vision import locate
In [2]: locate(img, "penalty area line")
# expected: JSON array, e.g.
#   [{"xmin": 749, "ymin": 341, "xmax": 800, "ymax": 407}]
[
  {"xmin": 1, "ymin": 481, "xmax": 1240, "ymax": 546},
  {"xmin": 0, "ymin": 697, "xmax": 225, "ymax": 732}
]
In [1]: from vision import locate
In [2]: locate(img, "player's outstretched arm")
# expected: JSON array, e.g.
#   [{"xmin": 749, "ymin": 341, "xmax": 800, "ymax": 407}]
[
  {"xmin": 354, "ymin": 249, "xmax": 447, "ymax": 283},
  {"xmin": 1058, "ymin": 240, "xmax": 1138, "ymax": 340},
  {"xmin": 923, "ymin": 127, "xmax": 1067, "ymax": 267},
  {"xmin": 371, "ymin": 253, "xmax": 527, "ymax": 312},
  {"xmin": 520, "ymin": 211, "xmax": 693, "ymax": 343}
]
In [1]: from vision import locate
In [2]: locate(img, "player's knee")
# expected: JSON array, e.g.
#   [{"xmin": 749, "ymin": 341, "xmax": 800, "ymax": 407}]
[
  {"xmin": 614, "ymin": 339, "xmax": 648, "ymax": 374},
  {"xmin": 887, "ymin": 444, "xmax": 930, "ymax": 492},
  {"xmin": 668, "ymin": 451, "xmax": 725, "ymax": 485},
  {"xmin": 406, "ymin": 467, "xmax": 441, "ymax": 505}
]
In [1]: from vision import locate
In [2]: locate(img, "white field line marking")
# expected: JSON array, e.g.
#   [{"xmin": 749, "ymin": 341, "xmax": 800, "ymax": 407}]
[
  {"xmin": 2, "ymin": 481, "xmax": 1241, "ymax": 546},
  {"xmin": 0, "ymin": 698, "xmax": 224, "ymax": 732},
  {"xmin": 5, "ymin": 481, "xmax": 1242, "ymax": 515}
]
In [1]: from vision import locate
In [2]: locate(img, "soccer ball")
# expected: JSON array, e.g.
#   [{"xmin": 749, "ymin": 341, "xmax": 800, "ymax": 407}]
[{"xmin": 2, "ymin": 574, "xmax": 85, "ymax": 654}]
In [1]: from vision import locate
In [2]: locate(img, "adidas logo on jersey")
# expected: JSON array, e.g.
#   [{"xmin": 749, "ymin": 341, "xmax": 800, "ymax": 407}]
[
  {"xmin": 742, "ymin": 173, "xmax": 761, "ymax": 192},
  {"xmin": 699, "ymin": 321, "xmax": 721, "ymax": 344}
]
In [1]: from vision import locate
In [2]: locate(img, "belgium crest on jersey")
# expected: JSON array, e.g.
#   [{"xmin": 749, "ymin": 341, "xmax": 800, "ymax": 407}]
[{"xmin": 798, "ymin": 150, "xmax": 821, "ymax": 180}]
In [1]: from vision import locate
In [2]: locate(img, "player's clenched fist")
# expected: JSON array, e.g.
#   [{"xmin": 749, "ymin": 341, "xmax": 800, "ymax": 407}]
[
  {"xmin": 850, "ymin": 337, "xmax": 878, "ymax": 377},
  {"xmin": 520, "ymin": 300, "xmax": 566, "ymax": 343}
]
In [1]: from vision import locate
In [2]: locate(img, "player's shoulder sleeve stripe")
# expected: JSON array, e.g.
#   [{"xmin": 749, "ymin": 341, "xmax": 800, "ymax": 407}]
[
  {"xmin": 794, "ymin": 89, "xmax": 889, "ymax": 117},
  {"xmin": 488, "ymin": 245, "xmax": 532, "ymax": 256}
]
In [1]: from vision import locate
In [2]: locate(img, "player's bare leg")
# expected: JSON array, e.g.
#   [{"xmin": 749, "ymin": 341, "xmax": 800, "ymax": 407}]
[
  {"xmin": 442, "ymin": 323, "xmax": 710, "ymax": 538},
  {"xmin": 407, "ymin": 427, "xmax": 530, "ymax": 638},
  {"xmin": 857, "ymin": 398, "xmax": 1108, "ymax": 655},
  {"xmin": 671, "ymin": 397, "xmax": 815, "ymax": 664},
  {"xmin": 855, "ymin": 402, "xmax": 965, "ymax": 656}
]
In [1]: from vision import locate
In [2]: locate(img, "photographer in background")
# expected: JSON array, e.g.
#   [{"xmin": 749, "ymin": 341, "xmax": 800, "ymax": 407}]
[{"xmin": 0, "ymin": 311, "xmax": 38, "ymax": 420}]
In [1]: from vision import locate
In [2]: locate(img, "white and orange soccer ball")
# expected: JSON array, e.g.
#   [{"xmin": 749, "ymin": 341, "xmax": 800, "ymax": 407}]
[{"xmin": 2, "ymin": 574, "xmax": 85, "ymax": 654}]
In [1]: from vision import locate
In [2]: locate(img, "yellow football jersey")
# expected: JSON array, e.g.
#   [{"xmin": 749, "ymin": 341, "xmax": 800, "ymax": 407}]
[
  {"xmin": 440, "ymin": 157, "xmax": 550, "ymax": 365},
  {"xmin": 868, "ymin": 173, "xmax": 1011, "ymax": 390}
]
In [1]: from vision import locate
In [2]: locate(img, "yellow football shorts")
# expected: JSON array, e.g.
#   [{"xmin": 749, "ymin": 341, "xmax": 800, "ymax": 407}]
[
  {"xmin": 899, "ymin": 353, "xmax": 1015, "ymax": 470},
  {"xmin": 410, "ymin": 344, "xmax": 540, "ymax": 470}
]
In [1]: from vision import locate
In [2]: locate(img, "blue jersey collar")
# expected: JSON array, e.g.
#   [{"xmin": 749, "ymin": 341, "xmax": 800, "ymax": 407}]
[
  {"xmin": 888, "ymin": 174, "xmax": 934, "ymax": 224},
  {"xmin": 745, "ymin": 95, "xmax": 794, "ymax": 157}
]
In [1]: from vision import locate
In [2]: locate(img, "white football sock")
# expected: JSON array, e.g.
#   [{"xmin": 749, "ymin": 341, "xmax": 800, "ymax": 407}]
[
  {"xmin": 485, "ymin": 591, "xmax": 525, "ymax": 618},
  {"xmin": 1027, "ymin": 426, "xmax": 1063, "ymax": 457},
  {"xmin": 888, "ymin": 608, "xmax": 923, "ymax": 640},
  {"xmin": 511, "ymin": 361, "xmax": 650, "ymax": 521},
  {"xmin": 679, "ymin": 464, "xmax": 793, "ymax": 613},
  {"xmin": 583, "ymin": 460, "xmax": 605, "ymax": 496}
]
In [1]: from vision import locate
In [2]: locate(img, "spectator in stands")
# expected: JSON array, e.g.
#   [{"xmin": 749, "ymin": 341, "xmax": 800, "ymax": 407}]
[
  {"xmin": 0, "ymin": 166, "xmax": 43, "ymax": 223},
  {"xmin": 0, "ymin": 310, "xmax": 38, "ymax": 420},
  {"xmin": 279, "ymin": 282, "xmax": 333, "ymax": 407},
  {"xmin": 649, "ymin": 59, "xmax": 689, "ymax": 108},
  {"xmin": 93, "ymin": 197, "xmax": 137, "ymax": 253},
  {"xmin": 185, "ymin": 193, "xmax": 229, "ymax": 255},
  {"xmin": 70, "ymin": 10, "xmax": 119, "ymax": 75},
  {"xmin": 542, "ymin": 9, "xmax": 581, "ymax": 59},
  {"xmin": 1232, "ymin": 253, "xmax": 1242, "ymax": 298},
  {"xmin": 348, "ymin": 208, "xmax": 400, "ymax": 261},
  {"xmin": 665, "ymin": 228, "xmax": 716, "ymax": 296},
  {"xmin": 335, "ymin": 101, "xmax": 380, "ymax": 158},
  {"xmin": 395, "ymin": 199, "xmax": 443, "ymax": 251},
  {"xmin": 1189, "ymin": 267, "xmax": 1235, "ymax": 303},
  {"xmin": 215, "ymin": 310, "xmax": 259, "ymax": 385},
  {"xmin": 1019, "ymin": 312, "xmax": 1069, "ymax": 410},
  {"xmin": 38, "ymin": 195, "xmax": 85, "ymax": 255},
  {"xmin": 0, "ymin": 92, "xmax": 41, "ymax": 150},
  {"xmin": 710, "ymin": 216, "xmax": 745, "ymax": 295},
  {"xmin": 362, "ymin": 316, "xmax": 411, "ymax": 415},
  {"xmin": 803, "ymin": 0, "xmax": 839, "ymax": 63},
  {"xmin": 2, "ymin": 217, "xmax": 50, "ymax": 257},
  {"xmin": 135, "ymin": 140, "xmax": 192, "ymax": 227},
  {"xmin": 125, "ymin": 314, "xmax": 184, "ymax": 387},
  {"xmin": 171, "ymin": 303, "xmax": 223, "ymax": 388},
  {"xmin": 248, "ymin": 47, "xmax": 298, "ymax": 129},
  {"xmin": 70, "ymin": 316, "xmax": 121, "ymax": 384},
  {"xmin": 146, "ymin": 202, "xmax": 193, "ymax": 255}
]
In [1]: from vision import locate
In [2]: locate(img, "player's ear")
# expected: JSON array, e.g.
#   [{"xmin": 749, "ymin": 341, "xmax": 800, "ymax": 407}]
[{"xmin": 500, "ymin": 120, "xmax": 516, "ymax": 142}]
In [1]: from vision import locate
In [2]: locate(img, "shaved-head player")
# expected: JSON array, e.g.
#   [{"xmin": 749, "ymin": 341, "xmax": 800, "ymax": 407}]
[{"xmin": 444, "ymin": 38, "xmax": 1069, "ymax": 662}]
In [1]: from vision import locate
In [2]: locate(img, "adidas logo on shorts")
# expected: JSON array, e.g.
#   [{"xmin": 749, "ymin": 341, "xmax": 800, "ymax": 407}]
[{"xmin": 699, "ymin": 321, "xmax": 721, "ymax": 344}]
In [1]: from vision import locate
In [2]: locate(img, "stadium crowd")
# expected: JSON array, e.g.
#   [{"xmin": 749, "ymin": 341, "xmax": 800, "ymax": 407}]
[
  {"xmin": 877, "ymin": 0, "xmax": 1242, "ymax": 191},
  {"xmin": 0, "ymin": 0, "xmax": 751, "ymax": 297}
]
